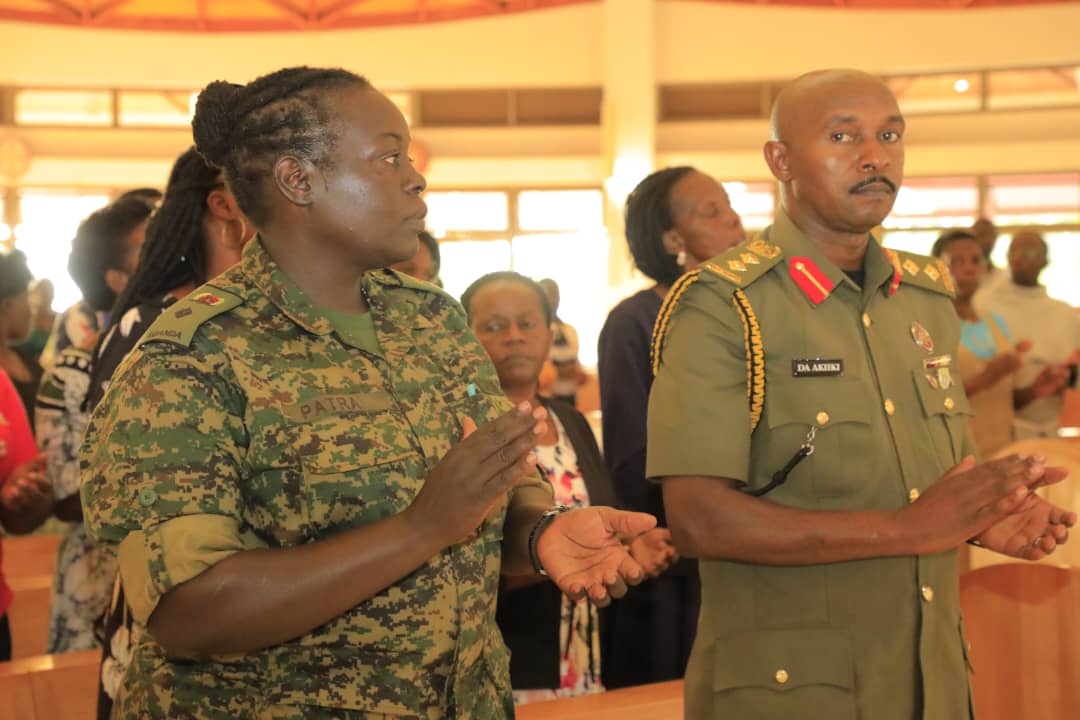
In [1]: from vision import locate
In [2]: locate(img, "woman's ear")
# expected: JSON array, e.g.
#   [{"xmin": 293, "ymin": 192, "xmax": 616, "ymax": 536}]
[
  {"xmin": 272, "ymin": 155, "xmax": 314, "ymax": 207},
  {"xmin": 661, "ymin": 228, "xmax": 684, "ymax": 258}
]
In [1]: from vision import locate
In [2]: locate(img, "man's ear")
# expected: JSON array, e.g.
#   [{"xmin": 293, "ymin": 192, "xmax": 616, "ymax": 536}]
[
  {"xmin": 272, "ymin": 155, "xmax": 314, "ymax": 207},
  {"xmin": 763, "ymin": 140, "xmax": 792, "ymax": 183}
]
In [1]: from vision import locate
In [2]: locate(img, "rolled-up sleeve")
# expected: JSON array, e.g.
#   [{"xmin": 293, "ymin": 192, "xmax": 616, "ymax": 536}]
[
  {"xmin": 81, "ymin": 342, "xmax": 250, "ymax": 608},
  {"xmin": 646, "ymin": 285, "xmax": 751, "ymax": 484}
]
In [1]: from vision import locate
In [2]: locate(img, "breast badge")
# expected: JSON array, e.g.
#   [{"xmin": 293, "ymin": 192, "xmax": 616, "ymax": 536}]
[{"xmin": 910, "ymin": 321, "xmax": 934, "ymax": 353}]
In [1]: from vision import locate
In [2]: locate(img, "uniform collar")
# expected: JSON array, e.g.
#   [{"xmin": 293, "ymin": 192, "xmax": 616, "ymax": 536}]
[
  {"xmin": 240, "ymin": 239, "xmax": 435, "ymax": 341},
  {"xmin": 767, "ymin": 208, "xmax": 896, "ymax": 308}
]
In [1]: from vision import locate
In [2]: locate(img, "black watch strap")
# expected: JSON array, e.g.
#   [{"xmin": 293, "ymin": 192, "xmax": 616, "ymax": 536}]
[{"xmin": 528, "ymin": 505, "xmax": 571, "ymax": 576}]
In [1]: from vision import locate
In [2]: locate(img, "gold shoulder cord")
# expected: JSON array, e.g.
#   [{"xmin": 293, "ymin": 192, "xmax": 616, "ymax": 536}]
[
  {"xmin": 650, "ymin": 269, "xmax": 701, "ymax": 377},
  {"xmin": 732, "ymin": 288, "xmax": 765, "ymax": 432}
]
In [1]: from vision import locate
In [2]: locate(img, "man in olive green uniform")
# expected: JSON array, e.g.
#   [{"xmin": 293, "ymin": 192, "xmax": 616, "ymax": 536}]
[{"xmin": 647, "ymin": 69, "xmax": 1074, "ymax": 720}]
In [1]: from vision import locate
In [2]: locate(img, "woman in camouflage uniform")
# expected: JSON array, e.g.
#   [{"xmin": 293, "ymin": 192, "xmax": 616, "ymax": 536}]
[{"xmin": 80, "ymin": 66, "xmax": 655, "ymax": 720}]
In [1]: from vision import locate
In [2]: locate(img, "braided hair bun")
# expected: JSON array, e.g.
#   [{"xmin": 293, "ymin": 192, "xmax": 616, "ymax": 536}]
[{"xmin": 192, "ymin": 80, "xmax": 243, "ymax": 167}]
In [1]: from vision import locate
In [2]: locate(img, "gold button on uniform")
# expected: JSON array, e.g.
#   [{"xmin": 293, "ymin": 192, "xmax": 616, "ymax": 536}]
[
  {"xmin": 908, "ymin": 488, "xmax": 920, "ymax": 503},
  {"xmin": 816, "ymin": 411, "xmax": 830, "ymax": 426},
  {"xmin": 862, "ymin": 312, "xmax": 871, "ymax": 328},
  {"xmin": 944, "ymin": 397, "xmax": 955, "ymax": 411},
  {"xmin": 775, "ymin": 669, "xmax": 789, "ymax": 684},
  {"xmin": 921, "ymin": 584, "xmax": 934, "ymax": 602},
  {"xmin": 884, "ymin": 398, "xmax": 896, "ymax": 416}
]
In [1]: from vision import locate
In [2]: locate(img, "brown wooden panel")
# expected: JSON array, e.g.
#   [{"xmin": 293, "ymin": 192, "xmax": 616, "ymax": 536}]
[
  {"xmin": 959, "ymin": 563, "xmax": 1080, "ymax": 720},
  {"xmin": 515, "ymin": 680, "xmax": 683, "ymax": 720},
  {"xmin": 660, "ymin": 82, "xmax": 768, "ymax": 121},
  {"xmin": 0, "ymin": 649, "xmax": 99, "ymax": 720},
  {"xmin": 516, "ymin": 88, "xmax": 602, "ymax": 125},
  {"xmin": 7, "ymin": 576, "xmax": 52, "ymax": 660},
  {"xmin": 418, "ymin": 89, "xmax": 509, "ymax": 127},
  {"xmin": 3, "ymin": 534, "xmax": 61, "ymax": 581}
]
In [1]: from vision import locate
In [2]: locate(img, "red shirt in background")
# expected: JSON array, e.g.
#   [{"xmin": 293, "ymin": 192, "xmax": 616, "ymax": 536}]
[{"xmin": 0, "ymin": 370, "xmax": 40, "ymax": 616}]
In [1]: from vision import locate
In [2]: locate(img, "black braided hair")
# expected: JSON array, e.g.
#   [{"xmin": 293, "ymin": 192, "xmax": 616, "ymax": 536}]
[
  {"xmin": 107, "ymin": 148, "xmax": 222, "ymax": 332},
  {"xmin": 0, "ymin": 248, "xmax": 33, "ymax": 301},
  {"xmin": 191, "ymin": 66, "xmax": 369, "ymax": 226},
  {"xmin": 460, "ymin": 271, "xmax": 553, "ymax": 326},
  {"xmin": 68, "ymin": 196, "xmax": 154, "ymax": 312},
  {"xmin": 623, "ymin": 166, "xmax": 697, "ymax": 286}
]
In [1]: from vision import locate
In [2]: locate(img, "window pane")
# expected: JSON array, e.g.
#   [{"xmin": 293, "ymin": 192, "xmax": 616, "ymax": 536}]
[
  {"xmin": 16, "ymin": 89, "xmax": 113, "ymax": 126},
  {"xmin": 14, "ymin": 191, "xmax": 111, "ymax": 311},
  {"xmin": 517, "ymin": 190, "xmax": 603, "ymax": 232},
  {"xmin": 725, "ymin": 181, "xmax": 775, "ymax": 231},
  {"xmin": 118, "ymin": 90, "xmax": 195, "ymax": 127},
  {"xmin": 988, "ymin": 67, "xmax": 1080, "ymax": 110},
  {"xmin": 425, "ymin": 192, "xmax": 509, "ymax": 233},
  {"xmin": 887, "ymin": 74, "xmax": 982, "ymax": 114},
  {"xmin": 511, "ymin": 233, "xmax": 609, "ymax": 368},
  {"xmin": 986, "ymin": 173, "xmax": 1080, "ymax": 226},
  {"xmin": 439, "ymin": 239, "xmax": 511, "ymax": 303},
  {"xmin": 885, "ymin": 177, "xmax": 977, "ymax": 230},
  {"xmin": 882, "ymin": 230, "xmax": 940, "ymax": 257}
]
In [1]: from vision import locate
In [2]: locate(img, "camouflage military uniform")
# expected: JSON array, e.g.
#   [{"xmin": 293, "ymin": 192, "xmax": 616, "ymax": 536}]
[
  {"xmin": 648, "ymin": 209, "xmax": 976, "ymax": 720},
  {"xmin": 81, "ymin": 238, "xmax": 543, "ymax": 719}
]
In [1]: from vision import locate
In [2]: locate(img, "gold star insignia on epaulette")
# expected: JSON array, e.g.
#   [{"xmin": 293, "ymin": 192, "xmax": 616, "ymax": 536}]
[
  {"xmin": 937, "ymin": 259, "xmax": 956, "ymax": 293},
  {"xmin": 903, "ymin": 258, "xmax": 920, "ymax": 276},
  {"xmin": 923, "ymin": 264, "xmax": 940, "ymax": 282},
  {"xmin": 741, "ymin": 253, "xmax": 760, "ymax": 265},
  {"xmin": 746, "ymin": 238, "xmax": 781, "ymax": 259},
  {"xmin": 705, "ymin": 262, "xmax": 742, "ymax": 284},
  {"xmin": 728, "ymin": 259, "xmax": 747, "ymax": 272}
]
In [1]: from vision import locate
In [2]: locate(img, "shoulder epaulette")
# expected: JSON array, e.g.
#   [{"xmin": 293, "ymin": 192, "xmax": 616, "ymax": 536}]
[
  {"xmin": 884, "ymin": 248, "xmax": 955, "ymax": 297},
  {"xmin": 700, "ymin": 237, "xmax": 785, "ymax": 291},
  {"xmin": 378, "ymin": 268, "xmax": 443, "ymax": 295},
  {"xmin": 140, "ymin": 287, "xmax": 243, "ymax": 348}
]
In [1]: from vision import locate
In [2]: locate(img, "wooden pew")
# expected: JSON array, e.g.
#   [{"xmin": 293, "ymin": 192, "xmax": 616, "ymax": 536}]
[
  {"xmin": 3, "ymin": 534, "xmax": 62, "ymax": 581},
  {"xmin": 515, "ymin": 680, "xmax": 683, "ymax": 720},
  {"xmin": 7, "ymin": 575, "xmax": 53, "ymax": 659},
  {"xmin": 960, "ymin": 563, "xmax": 1080, "ymax": 720},
  {"xmin": 0, "ymin": 649, "xmax": 99, "ymax": 720}
]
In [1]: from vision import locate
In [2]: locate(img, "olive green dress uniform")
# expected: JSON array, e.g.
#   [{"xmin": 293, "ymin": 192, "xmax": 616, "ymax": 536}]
[
  {"xmin": 647, "ymin": 209, "xmax": 976, "ymax": 720},
  {"xmin": 81, "ymin": 238, "xmax": 549, "ymax": 720}
]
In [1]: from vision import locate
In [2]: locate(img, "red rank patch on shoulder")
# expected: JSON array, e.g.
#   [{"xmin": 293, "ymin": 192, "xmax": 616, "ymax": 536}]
[
  {"xmin": 789, "ymin": 257, "xmax": 836, "ymax": 305},
  {"xmin": 192, "ymin": 292, "xmax": 222, "ymax": 306}
]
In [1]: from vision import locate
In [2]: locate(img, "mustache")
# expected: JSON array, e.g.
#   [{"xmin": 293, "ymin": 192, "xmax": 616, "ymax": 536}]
[{"xmin": 849, "ymin": 176, "xmax": 897, "ymax": 194}]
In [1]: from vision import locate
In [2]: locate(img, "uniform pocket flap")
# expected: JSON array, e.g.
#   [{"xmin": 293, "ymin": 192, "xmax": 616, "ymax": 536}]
[
  {"xmin": 911, "ymin": 370, "xmax": 973, "ymax": 419},
  {"xmin": 766, "ymin": 376, "xmax": 870, "ymax": 429},
  {"xmin": 713, "ymin": 627, "xmax": 855, "ymax": 693}
]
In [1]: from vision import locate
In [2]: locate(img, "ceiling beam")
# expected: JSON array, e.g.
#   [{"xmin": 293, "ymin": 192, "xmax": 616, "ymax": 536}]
[
  {"xmin": 318, "ymin": 0, "xmax": 369, "ymax": 25},
  {"xmin": 195, "ymin": 0, "xmax": 208, "ymax": 31},
  {"xmin": 90, "ymin": 0, "xmax": 134, "ymax": 24},
  {"xmin": 39, "ymin": 0, "xmax": 81, "ymax": 21},
  {"xmin": 262, "ymin": 0, "xmax": 310, "ymax": 28}
]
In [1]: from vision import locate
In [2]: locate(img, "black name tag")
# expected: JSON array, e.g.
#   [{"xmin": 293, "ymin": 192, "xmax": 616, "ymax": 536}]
[{"xmin": 792, "ymin": 358, "xmax": 844, "ymax": 377}]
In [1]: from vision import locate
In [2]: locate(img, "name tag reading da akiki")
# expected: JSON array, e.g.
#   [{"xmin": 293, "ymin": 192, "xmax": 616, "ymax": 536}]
[{"xmin": 792, "ymin": 358, "xmax": 844, "ymax": 377}]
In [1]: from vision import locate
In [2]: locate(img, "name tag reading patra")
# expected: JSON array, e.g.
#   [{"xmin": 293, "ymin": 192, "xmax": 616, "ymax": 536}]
[{"xmin": 792, "ymin": 358, "xmax": 844, "ymax": 377}]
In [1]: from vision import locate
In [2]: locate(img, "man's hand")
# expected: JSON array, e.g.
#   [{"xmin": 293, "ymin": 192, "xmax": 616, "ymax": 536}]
[
  {"xmin": 900, "ymin": 454, "xmax": 1067, "ymax": 554},
  {"xmin": 628, "ymin": 527, "xmax": 679, "ymax": 577},
  {"xmin": 536, "ymin": 506, "xmax": 655, "ymax": 607},
  {"xmin": 974, "ymin": 495, "xmax": 1076, "ymax": 560}
]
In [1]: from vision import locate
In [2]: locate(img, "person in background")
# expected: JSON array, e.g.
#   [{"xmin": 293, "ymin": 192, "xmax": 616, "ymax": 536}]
[
  {"xmin": 391, "ymin": 229, "xmax": 441, "ymax": 286},
  {"xmin": 597, "ymin": 165, "xmax": 745, "ymax": 689},
  {"xmin": 34, "ymin": 196, "xmax": 153, "ymax": 654},
  {"xmin": 462, "ymin": 271, "xmax": 677, "ymax": 704},
  {"xmin": 39, "ymin": 196, "xmax": 153, "ymax": 370},
  {"xmin": 0, "ymin": 249, "xmax": 44, "ymax": 424},
  {"xmin": 975, "ymin": 230, "xmax": 1080, "ymax": 439},
  {"xmin": 13, "ymin": 278, "xmax": 56, "ymax": 360},
  {"xmin": 931, "ymin": 229, "xmax": 1067, "ymax": 460},
  {"xmin": 0, "ymin": 248, "xmax": 51, "ymax": 662},
  {"xmin": 81, "ymin": 66, "xmax": 655, "ymax": 719},
  {"xmin": 82, "ymin": 147, "xmax": 253, "ymax": 719},
  {"xmin": 537, "ymin": 278, "xmax": 583, "ymax": 406}
]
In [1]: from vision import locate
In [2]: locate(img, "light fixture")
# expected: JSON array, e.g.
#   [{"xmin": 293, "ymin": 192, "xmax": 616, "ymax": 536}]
[{"xmin": 953, "ymin": 78, "xmax": 970, "ymax": 93}]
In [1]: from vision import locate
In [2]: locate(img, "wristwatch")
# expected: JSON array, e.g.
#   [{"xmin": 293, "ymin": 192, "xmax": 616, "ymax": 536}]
[{"xmin": 528, "ymin": 505, "xmax": 571, "ymax": 576}]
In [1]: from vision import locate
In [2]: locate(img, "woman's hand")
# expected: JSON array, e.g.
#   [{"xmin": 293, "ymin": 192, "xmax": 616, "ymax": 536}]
[
  {"xmin": 408, "ymin": 402, "xmax": 547, "ymax": 547},
  {"xmin": 0, "ymin": 454, "xmax": 52, "ymax": 534},
  {"xmin": 536, "ymin": 506, "xmax": 655, "ymax": 607},
  {"xmin": 628, "ymin": 527, "xmax": 679, "ymax": 577}
]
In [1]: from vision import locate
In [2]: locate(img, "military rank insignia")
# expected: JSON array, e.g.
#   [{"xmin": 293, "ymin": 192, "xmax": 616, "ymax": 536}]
[
  {"xmin": 789, "ymin": 257, "xmax": 836, "ymax": 305},
  {"xmin": 910, "ymin": 321, "xmax": 934, "ymax": 353}
]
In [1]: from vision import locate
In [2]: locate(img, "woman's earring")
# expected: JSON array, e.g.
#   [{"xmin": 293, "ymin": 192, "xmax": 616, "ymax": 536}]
[{"xmin": 676, "ymin": 250, "xmax": 687, "ymax": 267}]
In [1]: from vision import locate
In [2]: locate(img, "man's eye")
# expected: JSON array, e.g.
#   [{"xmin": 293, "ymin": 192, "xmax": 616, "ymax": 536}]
[{"xmin": 384, "ymin": 153, "xmax": 401, "ymax": 167}]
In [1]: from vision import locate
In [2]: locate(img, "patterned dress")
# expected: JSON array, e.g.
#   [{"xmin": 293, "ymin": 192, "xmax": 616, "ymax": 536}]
[{"xmin": 512, "ymin": 412, "xmax": 604, "ymax": 704}]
